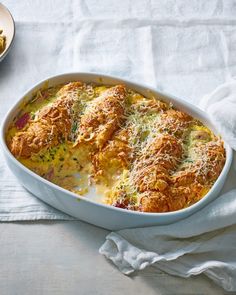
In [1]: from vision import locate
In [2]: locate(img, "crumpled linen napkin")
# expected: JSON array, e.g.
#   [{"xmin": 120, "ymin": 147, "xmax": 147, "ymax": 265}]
[
  {"xmin": 99, "ymin": 80, "xmax": 236, "ymax": 292},
  {"xmin": 199, "ymin": 80, "xmax": 236, "ymax": 150}
]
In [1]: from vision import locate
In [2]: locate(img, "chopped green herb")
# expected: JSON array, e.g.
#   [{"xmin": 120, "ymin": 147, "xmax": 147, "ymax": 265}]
[{"xmin": 72, "ymin": 122, "xmax": 78, "ymax": 133}]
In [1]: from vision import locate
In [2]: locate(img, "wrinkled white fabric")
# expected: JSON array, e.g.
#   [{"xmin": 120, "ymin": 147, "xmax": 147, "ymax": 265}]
[
  {"xmin": 100, "ymin": 189, "xmax": 236, "ymax": 291},
  {"xmin": 1, "ymin": 1, "xmax": 236, "ymax": 289},
  {"xmin": 200, "ymin": 80, "xmax": 236, "ymax": 150}
]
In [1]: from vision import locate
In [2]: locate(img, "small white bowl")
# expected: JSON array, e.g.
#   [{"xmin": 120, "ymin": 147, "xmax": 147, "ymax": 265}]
[
  {"xmin": 0, "ymin": 73, "xmax": 233, "ymax": 230},
  {"xmin": 0, "ymin": 3, "xmax": 15, "ymax": 62}
]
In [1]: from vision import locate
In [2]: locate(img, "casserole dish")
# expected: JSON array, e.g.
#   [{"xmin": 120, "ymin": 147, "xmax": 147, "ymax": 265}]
[{"xmin": 0, "ymin": 73, "xmax": 233, "ymax": 230}]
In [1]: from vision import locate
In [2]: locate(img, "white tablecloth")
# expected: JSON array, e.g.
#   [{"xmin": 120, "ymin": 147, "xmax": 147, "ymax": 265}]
[{"xmin": 1, "ymin": 1, "xmax": 236, "ymax": 293}]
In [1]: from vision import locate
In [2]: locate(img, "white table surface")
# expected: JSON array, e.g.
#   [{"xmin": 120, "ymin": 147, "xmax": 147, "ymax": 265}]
[
  {"xmin": 1, "ymin": 0, "xmax": 235, "ymax": 294},
  {"xmin": 0, "ymin": 221, "xmax": 229, "ymax": 295}
]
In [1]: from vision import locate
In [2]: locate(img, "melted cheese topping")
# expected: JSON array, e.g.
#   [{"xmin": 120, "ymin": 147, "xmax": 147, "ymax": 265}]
[{"xmin": 6, "ymin": 82, "xmax": 226, "ymax": 213}]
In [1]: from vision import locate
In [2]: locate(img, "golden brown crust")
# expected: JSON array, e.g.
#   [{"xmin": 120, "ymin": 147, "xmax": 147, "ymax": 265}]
[
  {"xmin": 139, "ymin": 183, "xmax": 206, "ymax": 212},
  {"xmin": 157, "ymin": 109, "xmax": 193, "ymax": 137},
  {"xmin": 140, "ymin": 189, "xmax": 188, "ymax": 213},
  {"xmin": 92, "ymin": 128, "xmax": 132, "ymax": 180},
  {"xmin": 173, "ymin": 140, "xmax": 226, "ymax": 186},
  {"xmin": 131, "ymin": 98, "xmax": 169, "ymax": 113},
  {"xmin": 9, "ymin": 82, "xmax": 82, "ymax": 158},
  {"xmin": 140, "ymin": 191, "xmax": 170, "ymax": 212},
  {"xmin": 140, "ymin": 139, "xmax": 226, "ymax": 212},
  {"xmin": 75, "ymin": 85, "xmax": 127, "ymax": 150},
  {"xmin": 131, "ymin": 134, "xmax": 183, "ymax": 192}
]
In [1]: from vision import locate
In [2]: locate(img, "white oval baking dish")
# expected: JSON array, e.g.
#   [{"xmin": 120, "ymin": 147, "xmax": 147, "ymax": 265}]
[{"xmin": 0, "ymin": 73, "xmax": 233, "ymax": 230}]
